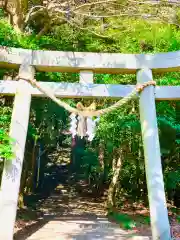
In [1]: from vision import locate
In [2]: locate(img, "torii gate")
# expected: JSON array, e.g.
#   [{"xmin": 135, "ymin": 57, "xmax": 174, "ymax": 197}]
[{"xmin": 0, "ymin": 47, "xmax": 180, "ymax": 240}]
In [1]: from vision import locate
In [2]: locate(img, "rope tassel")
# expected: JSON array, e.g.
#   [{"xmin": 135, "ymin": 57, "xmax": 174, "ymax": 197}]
[
  {"xmin": 69, "ymin": 115, "xmax": 99, "ymax": 141},
  {"xmin": 77, "ymin": 115, "xmax": 87, "ymax": 139},
  {"xmin": 69, "ymin": 113, "xmax": 77, "ymax": 138},
  {"xmin": 86, "ymin": 117, "xmax": 100, "ymax": 141}
]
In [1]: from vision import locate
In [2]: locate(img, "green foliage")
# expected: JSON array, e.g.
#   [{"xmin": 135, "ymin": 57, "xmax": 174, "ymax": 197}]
[
  {"xmin": 0, "ymin": 105, "xmax": 13, "ymax": 160},
  {"xmin": 0, "ymin": 106, "xmax": 11, "ymax": 129},
  {"xmin": 0, "ymin": 129, "xmax": 14, "ymax": 160},
  {"xmin": 29, "ymin": 98, "xmax": 69, "ymax": 147},
  {"xmin": 108, "ymin": 211, "xmax": 136, "ymax": 230},
  {"xmin": 0, "ymin": 9, "xmax": 4, "ymax": 18},
  {"xmin": 165, "ymin": 171, "xmax": 180, "ymax": 190},
  {"xmin": 108, "ymin": 208, "xmax": 151, "ymax": 230},
  {"xmin": 81, "ymin": 148, "xmax": 101, "ymax": 181}
]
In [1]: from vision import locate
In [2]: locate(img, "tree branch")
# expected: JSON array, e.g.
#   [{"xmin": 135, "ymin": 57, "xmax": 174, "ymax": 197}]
[
  {"xmin": 36, "ymin": 23, "xmax": 50, "ymax": 39},
  {"xmin": 72, "ymin": 12, "xmax": 157, "ymax": 19},
  {"xmin": 24, "ymin": 5, "xmax": 47, "ymax": 25},
  {"xmin": 74, "ymin": 0, "xmax": 119, "ymax": 11},
  {"xmin": 129, "ymin": 0, "xmax": 180, "ymax": 6},
  {"xmin": 57, "ymin": 15, "xmax": 113, "ymax": 38}
]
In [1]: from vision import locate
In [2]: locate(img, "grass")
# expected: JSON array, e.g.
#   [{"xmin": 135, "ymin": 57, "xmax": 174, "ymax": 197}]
[{"xmin": 108, "ymin": 210, "xmax": 150, "ymax": 230}]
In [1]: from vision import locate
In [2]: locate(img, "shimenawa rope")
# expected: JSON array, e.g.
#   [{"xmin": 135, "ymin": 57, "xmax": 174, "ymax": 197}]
[{"xmin": 17, "ymin": 76, "xmax": 156, "ymax": 117}]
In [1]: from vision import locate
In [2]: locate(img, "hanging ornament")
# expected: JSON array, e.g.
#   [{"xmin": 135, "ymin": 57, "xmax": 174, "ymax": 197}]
[
  {"xmin": 77, "ymin": 115, "xmax": 87, "ymax": 139},
  {"xmin": 69, "ymin": 113, "xmax": 77, "ymax": 137},
  {"xmin": 86, "ymin": 116, "xmax": 100, "ymax": 141},
  {"xmin": 69, "ymin": 102, "xmax": 100, "ymax": 141},
  {"xmin": 86, "ymin": 117, "xmax": 95, "ymax": 141}
]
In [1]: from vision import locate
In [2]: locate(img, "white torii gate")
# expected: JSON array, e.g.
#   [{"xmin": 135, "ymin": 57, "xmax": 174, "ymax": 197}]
[{"xmin": 0, "ymin": 47, "xmax": 180, "ymax": 240}]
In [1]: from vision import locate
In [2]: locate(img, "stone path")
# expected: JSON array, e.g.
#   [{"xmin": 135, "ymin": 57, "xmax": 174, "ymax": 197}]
[
  {"xmin": 26, "ymin": 217, "xmax": 150, "ymax": 240},
  {"xmin": 15, "ymin": 183, "xmax": 151, "ymax": 240}
]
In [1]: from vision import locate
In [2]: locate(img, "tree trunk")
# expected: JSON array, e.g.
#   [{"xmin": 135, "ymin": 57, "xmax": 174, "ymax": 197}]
[
  {"xmin": 4, "ymin": 0, "xmax": 28, "ymax": 31},
  {"xmin": 98, "ymin": 140, "xmax": 105, "ymax": 189},
  {"xmin": 18, "ymin": 156, "xmax": 28, "ymax": 208},
  {"xmin": 98, "ymin": 141, "xmax": 105, "ymax": 171},
  {"xmin": 107, "ymin": 148, "xmax": 123, "ymax": 209},
  {"xmin": 136, "ymin": 138, "xmax": 141, "ymax": 200},
  {"xmin": 29, "ymin": 138, "xmax": 38, "ymax": 193}
]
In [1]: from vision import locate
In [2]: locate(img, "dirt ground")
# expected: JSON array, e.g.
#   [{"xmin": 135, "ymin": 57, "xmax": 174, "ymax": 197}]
[{"xmin": 14, "ymin": 183, "xmax": 180, "ymax": 240}]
